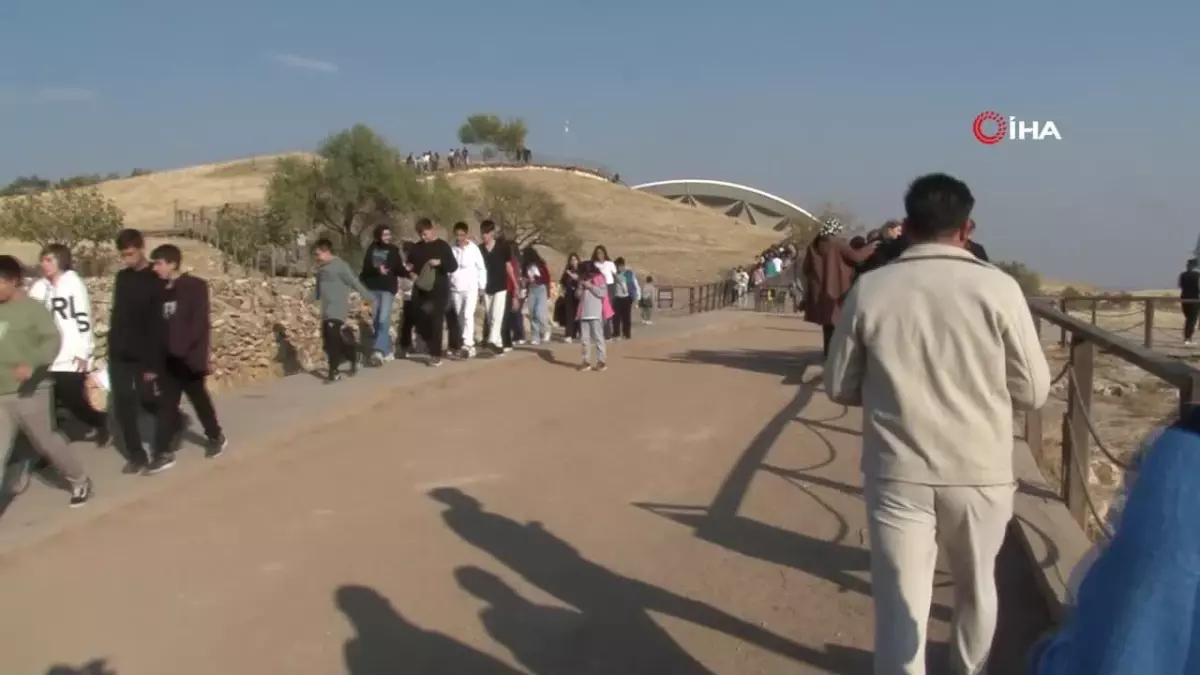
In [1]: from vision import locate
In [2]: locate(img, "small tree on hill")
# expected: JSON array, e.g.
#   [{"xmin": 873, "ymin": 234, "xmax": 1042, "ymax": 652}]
[
  {"xmin": 0, "ymin": 187, "xmax": 124, "ymax": 274},
  {"xmin": 422, "ymin": 173, "xmax": 468, "ymax": 227},
  {"xmin": 995, "ymin": 261, "xmax": 1043, "ymax": 297},
  {"xmin": 214, "ymin": 203, "xmax": 298, "ymax": 274},
  {"xmin": 472, "ymin": 174, "xmax": 580, "ymax": 252},
  {"xmin": 457, "ymin": 113, "xmax": 529, "ymax": 161},
  {"xmin": 0, "ymin": 175, "xmax": 52, "ymax": 197},
  {"xmin": 264, "ymin": 124, "xmax": 429, "ymax": 256}
]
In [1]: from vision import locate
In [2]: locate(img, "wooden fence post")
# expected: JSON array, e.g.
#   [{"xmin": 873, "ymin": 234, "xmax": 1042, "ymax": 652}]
[
  {"xmin": 1059, "ymin": 298, "xmax": 1068, "ymax": 347},
  {"xmin": 688, "ymin": 287, "xmax": 696, "ymax": 314},
  {"xmin": 1144, "ymin": 300, "xmax": 1155, "ymax": 349},
  {"xmin": 1063, "ymin": 338, "xmax": 1095, "ymax": 528},
  {"xmin": 1090, "ymin": 297, "xmax": 1098, "ymax": 325}
]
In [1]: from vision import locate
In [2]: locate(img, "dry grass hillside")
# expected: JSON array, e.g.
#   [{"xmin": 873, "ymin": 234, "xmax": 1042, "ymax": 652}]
[{"xmin": 2, "ymin": 155, "xmax": 779, "ymax": 283}]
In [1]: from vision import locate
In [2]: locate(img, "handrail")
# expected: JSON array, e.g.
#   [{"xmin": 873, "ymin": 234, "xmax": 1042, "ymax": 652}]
[{"xmin": 1024, "ymin": 300, "xmax": 1200, "ymax": 534}]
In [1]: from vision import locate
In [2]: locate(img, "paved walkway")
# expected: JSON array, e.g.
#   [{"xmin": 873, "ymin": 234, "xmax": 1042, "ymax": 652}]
[{"xmin": 0, "ymin": 312, "xmax": 1046, "ymax": 674}]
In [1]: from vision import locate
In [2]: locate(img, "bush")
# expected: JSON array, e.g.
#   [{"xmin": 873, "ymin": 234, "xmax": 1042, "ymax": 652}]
[
  {"xmin": 995, "ymin": 260, "xmax": 1042, "ymax": 297},
  {"xmin": 0, "ymin": 187, "xmax": 124, "ymax": 275}
]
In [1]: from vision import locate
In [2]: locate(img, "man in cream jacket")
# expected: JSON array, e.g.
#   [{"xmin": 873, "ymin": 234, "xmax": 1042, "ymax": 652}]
[{"xmin": 825, "ymin": 173, "xmax": 1050, "ymax": 675}]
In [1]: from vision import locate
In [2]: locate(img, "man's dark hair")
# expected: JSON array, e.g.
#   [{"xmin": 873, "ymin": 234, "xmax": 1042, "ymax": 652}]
[
  {"xmin": 480, "ymin": 219, "xmax": 496, "ymax": 234},
  {"xmin": 415, "ymin": 217, "xmax": 434, "ymax": 233},
  {"xmin": 0, "ymin": 255, "xmax": 23, "ymax": 281},
  {"xmin": 115, "ymin": 228, "xmax": 145, "ymax": 250},
  {"xmin": 312, "ymin": 238, "xmax": 334, "ymax": 253},
  {"xmin": 615, "ymin": 256, "xmax": 626, "ymax": 266},
  {"xmin": 40, "ymin": 243, "xmax": 72, "ymax": 271},
  {"xmin": 1188, "ymin": 259, "xmax": 1197, "ymax": 269},
  {"xmin": 453, "ymin": 222, "xmax": 469, "ymax": 234},
  {"xmin": 647, "ymin": 275, "xmax": 654, "ymax": 282},
  {"xmin": 903, "ymin": 173, "xmax": 975, "ymax": 241},
  {"xmin": 372, "ymin": 223, "xmax": 391, "ymax": 241},
  {"xmin": 150, "ymin": 243, "xmax": 183, "ymax": 267}
]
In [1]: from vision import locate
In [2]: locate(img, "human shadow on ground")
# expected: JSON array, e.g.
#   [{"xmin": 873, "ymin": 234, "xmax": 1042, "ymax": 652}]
[
  {"xmin": 43, "ymin": 658, "xmax": 117, "ymax": 675},
  {"xmin": 335, "ymin": 584, "xmax": 524, "ymax": 675},
  {"xmin": 631, "ymin": 348, "xmax": 824, "ymax": 386},
  {"xmin": 528, "ymin": 347, "xmax": 579, "ymax": 370},
  {"xmin": 430, "ymin": 488, "xmax": 871, "ymax": 674}
]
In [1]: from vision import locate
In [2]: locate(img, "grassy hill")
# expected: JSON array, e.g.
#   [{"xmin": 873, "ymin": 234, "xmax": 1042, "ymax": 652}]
[{"xmin": 2, "ymin": 154, "xmax": 780, "ymax": 283}]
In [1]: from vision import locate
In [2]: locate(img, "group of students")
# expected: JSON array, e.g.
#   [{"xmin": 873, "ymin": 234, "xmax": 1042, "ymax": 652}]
[
  {"xmin": 311, "ymin": 218, "xmax": 659, "ymax": 377},
  {"xmin": 0, "ymin": 228, "xmax": 227, "ymax": 508}
]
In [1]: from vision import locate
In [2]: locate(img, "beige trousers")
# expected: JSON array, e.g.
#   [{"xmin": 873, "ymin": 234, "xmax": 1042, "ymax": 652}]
[
  {"xmin": 865, "ymin": 478, "xmax": 1014, "ymax": 675},
  {"xmin": 1, "ymin": 388, "xmax": 87, "ymax": 485}
]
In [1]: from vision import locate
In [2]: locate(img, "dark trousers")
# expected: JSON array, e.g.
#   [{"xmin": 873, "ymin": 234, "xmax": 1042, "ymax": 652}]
[
  {"xmin": 446, "ymin": 302, "xmax": 463, "ymax": 352},
  {"xmin": 321, "ymin": 319, "xmax": 358, "ymax": 377},
  {"xmin": 612, "ymin": 296, "xmax": 634, "ymax": 338},
  {"xmin": 414, "ymin": 290, "xmax": 448, "ymax": 358},
  {"xmin": 822, "ymin": 324, "xmax": 836, "ymax": 357},
  {"xmin": 398, "ymin": 299, "xmax": 417, "ymax": 352},
  {"xmin": 1185, "ymin": 301, "xmax": 1199, "ymax": 342},
  {"xmin": 51, "ymin": 372, "xmax": 106, "ymax": 431},
  {"xmin": 154, "ymin": 356, "xmax": 222, "ymax": 457},
  {"xmin": 109, "ymin": 359, "xmax": 158, "ymax": 464},
  {"xmin": 501, "ymin": 303, "xmax": 517, "ymax": 348},
  {"xmin": 562, "ymin": 297, "xmax": 579, "ymax": 339}
]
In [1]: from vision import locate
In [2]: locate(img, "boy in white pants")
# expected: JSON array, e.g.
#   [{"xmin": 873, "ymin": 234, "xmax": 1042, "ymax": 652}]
[{"xmin": 449, "ymin": 222, "xmax": 487, "ymax": 358}]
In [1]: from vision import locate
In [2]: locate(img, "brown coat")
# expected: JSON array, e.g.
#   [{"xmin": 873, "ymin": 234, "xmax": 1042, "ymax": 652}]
[{"xmin": 801, "ymin": 235, "xmax": 874, "ymax": 326}]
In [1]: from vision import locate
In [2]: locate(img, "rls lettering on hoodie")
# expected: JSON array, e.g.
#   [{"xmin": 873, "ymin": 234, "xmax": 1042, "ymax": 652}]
[{"xmin": 28, "ymin": 270, "xmax": 95, "ymax": 372}]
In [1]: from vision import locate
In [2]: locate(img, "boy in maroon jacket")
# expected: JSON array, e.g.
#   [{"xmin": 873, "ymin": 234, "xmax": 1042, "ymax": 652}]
[{"xmin": 146, "ymin": 244, "xmax": 227, "ymax": 474}]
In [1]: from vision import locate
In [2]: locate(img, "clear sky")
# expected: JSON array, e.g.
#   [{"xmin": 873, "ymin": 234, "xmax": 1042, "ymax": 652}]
[{"xmin": 1, "ymin": 0, "xmax": 1195, "ymax": 289}]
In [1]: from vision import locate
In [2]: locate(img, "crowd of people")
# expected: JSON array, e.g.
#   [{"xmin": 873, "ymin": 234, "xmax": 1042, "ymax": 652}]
[
  {"xmin": 405, "ymin": 147, "xmax": 536, "ymax": 174},
  {"xmin": 0, "ymin": 221, "xmax": 656, "ymax": 510}
]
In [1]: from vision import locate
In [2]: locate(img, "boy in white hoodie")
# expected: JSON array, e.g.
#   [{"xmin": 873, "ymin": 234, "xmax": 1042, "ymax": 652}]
[{"xmin": 28, "ymin": 244, "xmax": 109, "ymax": 446}]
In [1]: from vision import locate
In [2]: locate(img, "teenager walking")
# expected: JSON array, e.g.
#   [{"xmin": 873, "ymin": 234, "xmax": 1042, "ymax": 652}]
[
  {"xmin": 576, "ymin": 261, "xmax": 613, "ymax": 372},
  {"xmin": 28, "ymin": 244, "xmax": 108, "ymax": 446},
  {"xmin": 449, "ymin": 222, "xmax": 487, "ymax": 358},
  {"xmin": 611, "ymin": 257, "xmax": 640, "ymax": 340},
  {"xmin": 504, "ymin": 244, "xmax": 527, "ymax": 346},
  {"xmin": 591, "ymin": 245, "xmax": 618, "ymax": 339},
  {"xmin": 404, "ymin": 218, "xmax": 458, "ymax": 367},
  {"xmin": 479, "ymin": 221, "xmax": 513, "ymax": 355},
  {"xmin": 639, "ymin": 275, "xmax": 657, "ymax": 325},
  {"xmin": 825, "ymin": 173, "xmax": 1050, "ymax": 675},
  {"xmin": 359, "ymin": 224, "xmax": 404, "ymax": 366},
  {"xmin": 1181, "ymin": 258, "xmax": 1200, "ymax": 345},
  {"xmin": 313, "ymin": 239, "xmax": 375, "ymax": 382},
  {"xmin": 140, "ymin": 244, "xmax": 227, "ymax": 474},
  {"xmin": 0, "ymin": 255, "xmax": 93, "ymax": 507},
  {"xmin": 522, "ymin": 247, "xmax": 552, "ymax": 344},
  {"xmin": 108, "ymin": 229, "xmax": 166, "ymax": 473},
  {"xmin": 559, "ymin": 253, "xmax": 582, "ymax": 342}
]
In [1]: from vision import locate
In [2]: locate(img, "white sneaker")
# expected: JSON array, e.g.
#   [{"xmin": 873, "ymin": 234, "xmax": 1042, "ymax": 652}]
[
  {"xmin": 564, "ymin": 337, "xmax": 573, "ymax": 344},
  {"xmin": 466, "ymin": 346, "xmax": 477, "ymax": 358},
  {"xmin": 542, "ymin": 332, "xmax": 552, "ymax": 343},
  {"xmin": 516, "ymin": 339, "xmax": 527, "ymax": 345},
  {"xmin": 382, "ymin": 353, "xmax": 395, "ymax": 362},
  {"xmin": 1187, "ymin": 340, "xmax": 1195, "ymax": 347}
]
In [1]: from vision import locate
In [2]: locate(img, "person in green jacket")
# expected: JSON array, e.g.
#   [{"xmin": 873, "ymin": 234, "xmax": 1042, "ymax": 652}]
[
  {"xmin": 0, "ymin": 255, "xmax": 92, "ymax": 507},
  {"xmin": 312, "ymin": 238, "xmax": 376, "ymax": 382}
]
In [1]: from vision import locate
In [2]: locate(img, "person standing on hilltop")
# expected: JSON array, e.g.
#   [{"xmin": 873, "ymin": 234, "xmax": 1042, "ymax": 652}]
[
  {"xmin": 27, "ymin": 244, "xmax": 109, "ymax": 447},
  {"xmin": 146, "ymin": 244, "xmax": 227, "ymax": 474},
  {"xmin": 0, "ymin": 254, "xmax": 93, "ymax": 507},
  {"xmin": 825, "ymin": 173, "xmax": 1050, "ymax": 675},
  {"xmin": 359, "ymin": 224, "xmax": 404, "ymax": 366},
  {"xmin": 801, "ymin": 217, "xmax": 877, "ymax": 356},
  {"xmin": 108, "ymin": 228, "xmax": 167, "ymax": 474},
  {"xmin": 312, "ymin": 238, "xmax": 375, "ymax": 383},
  {"xmin": 404, "ymin": 218, "xmax": 457, "ymax": 367},
  {"xmin": 1180, "ymin": 259, "xmax": 1200, "ymax": 346}
]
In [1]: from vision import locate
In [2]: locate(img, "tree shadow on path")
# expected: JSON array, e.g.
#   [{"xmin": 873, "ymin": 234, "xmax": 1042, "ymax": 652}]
[
  {"xmin": 336, "ymin": 584, "xmax": 525, "ymax": 675},
  {"xmin": 43, "ymin": 659, "xmax": 116, "ymax": 675},
  {"xmin": 430, "ymin": 488, "xmax": 871, "ymax": 674}
]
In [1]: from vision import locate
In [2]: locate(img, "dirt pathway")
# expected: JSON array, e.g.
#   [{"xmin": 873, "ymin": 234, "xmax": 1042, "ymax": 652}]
[{"xmin": 0, "ymin": 314, "xmax": 1040, "ymax": 674}]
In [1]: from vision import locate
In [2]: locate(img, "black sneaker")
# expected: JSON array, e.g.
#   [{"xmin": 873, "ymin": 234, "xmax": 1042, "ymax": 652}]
[
  {"xmin": 122, "ymin": 459, "xmax": 147, "ymax": 475},
  {"xmin": 144, "ymin": 453, "xmax": 177, "ymax": 475},
  {"xmin": 69, "ymin": 478, "xmax": 93, "ymax": 508},
  {"xmin": 205, "ymin": 434, "xmax": 228, "ymax": 459},
  {"xmin": 92, "ymin": 424, "xmax": 111, "ymax": 448}
]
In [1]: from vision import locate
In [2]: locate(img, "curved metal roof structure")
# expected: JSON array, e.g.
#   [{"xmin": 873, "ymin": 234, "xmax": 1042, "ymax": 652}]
[{"xmin": 632, "ymin": 179, "xmax": 817, "ymax": 231}]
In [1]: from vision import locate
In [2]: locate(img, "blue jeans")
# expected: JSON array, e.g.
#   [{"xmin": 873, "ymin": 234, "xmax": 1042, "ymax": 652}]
[
  {"xmin": 370, "ymin": 290, "xmax": 395, "ymax": 355},
  {"xmin": 528, "ymin": 285, "xmax": 549, "ymax": 342}
]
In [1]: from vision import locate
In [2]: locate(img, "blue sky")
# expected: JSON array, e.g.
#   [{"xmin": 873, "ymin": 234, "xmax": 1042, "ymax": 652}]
[{"xmin": 1, "ymin": 0, "xmax": 1196, "ymax": 289}]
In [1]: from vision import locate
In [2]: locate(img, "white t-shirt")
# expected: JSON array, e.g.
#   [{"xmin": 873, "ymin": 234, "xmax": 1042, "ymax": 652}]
[{"xmin": 597, "ymin": 260, "xmax": 618, "ymax": 285}]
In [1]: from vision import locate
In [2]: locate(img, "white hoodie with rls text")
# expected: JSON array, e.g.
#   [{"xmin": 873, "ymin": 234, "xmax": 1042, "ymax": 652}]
[{"xmin": 28, "ymin": 270, "xmax": 95, "ymax": 372}]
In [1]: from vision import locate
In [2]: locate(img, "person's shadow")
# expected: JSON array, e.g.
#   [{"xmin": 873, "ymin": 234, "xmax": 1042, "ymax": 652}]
[
  {"xmin": 43, "ymin": 659, "xmax": 116, "ymax": 675},
  {"xmin": 336, "ymin": 584, "xmax": 524, "ymax": 675},
  {"xmin": 272, "ymin": 322, "xmax": 303, "ymax": 376},
  {"xmin": 430, "ymin": 488, "xmax": 871, "ymax": 674}
]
